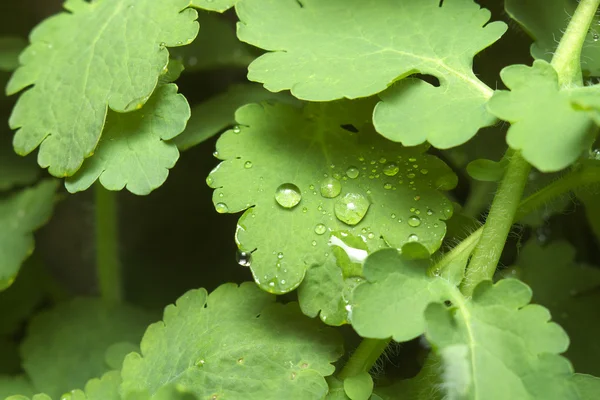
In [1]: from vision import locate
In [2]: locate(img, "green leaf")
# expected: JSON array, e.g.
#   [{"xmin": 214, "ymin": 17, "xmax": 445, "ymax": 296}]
[
  {"xmin": 350, "ymin": 249, "xmax": 451, "ymax": 341},
  {"xmin": 505, "ymin": 0, "xmax": 600, "ymax": 77},
  {"xmin": 573, "ymin": 374, "xmax": 600, "ymax": 400},
  {"xmin": 0, "ymin": 131, "xmax": 39, "ymax": 191},
  {"xmin": 487, "ymin": 60, "xmax": 600, "ymax": 172},
  {"xmin": 343, "ymin": 371, "xmax": 373, "ymax": 400},
  {"xmin": 236, "ymin": 0, "xmax": 506, "ymax": 148},
  {"xmin": 374, "ymin": 355, "xmax": 443, "ymax": 400},
  {"xmin": 83, "ymin": 371, "xmax": 120, "ymax": 400},
  {"xmin": 466, "ymin": 158, "xmax": 507, "ymax": 182},
  {"xmin": 0, "ymin": 376, "xmax": 35, "ymax": 400},
  {"xmin": 208, "ymin": 101, "xmax": 457, "ymax": 294},
  {"xmin": 64, "ymin": 83, "xmax": 190, "ymax": 195},
  {"xmin": 0, "ymin": 37, "xmax": 26, "ymax": 72},
  {"xmin": 173, "ymin": 83, "xmax": 298, "ymax": 151},
  {"xmin": 7, "ymin": 0, "xmax": 199, "ymax": 177},
  {"xmin": 513, "ymin": 240, "xmax": 600, "ymax": 376},
  {"xmin": 425, "ymin": 279, "xmax": 578, "ymax": 400},
  {"xmin": 6, "ymin": 395, "xmax": 56, "ymax": 400},
  {"xmin": 170, "ymin": 11, "xmax": 255, "ymax": 72},
  {"xmin": 0, "ymin": 179, "xmax": 57, "ymax": 290},
  {"xmin": 21, "ymin": 298, "xmax": 154, "ymax": 399},
  {"xmin": 190, "ymin": 0, "xmax": 236, "ymax": 13},
  {"xmin": 120, "ymin": 283, "xmax": 343, "ymax": 400}
]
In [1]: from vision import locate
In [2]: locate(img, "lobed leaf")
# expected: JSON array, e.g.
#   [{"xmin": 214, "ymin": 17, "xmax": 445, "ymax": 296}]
[
  {"xmin": 487, "ymin": 60, "xmax": 600, "ymax": 172},
  {"xmin": 236, "ymin": 0, "xmax": 506, "ymax": 149},
  {"xmin": 64, "ymin": 83, "xmax": 190, "ymax": 195},
  {"xmin": 120, "ymin": 283, "xmax": 343, "ymax": 400},
  {"xmin": 425, "ymin": 279, "xmax": 578, "ymax": 400},
  {"xmin": 573, "ymin": 374, "xmax": 600, "ymax": 400},
  {"xmin": 0, "ymin": 376, "xmax": 35, "ymax": 400},
  {"xmin": 505, "ymin": 0, "xmax": 600, "ymax": 77},
  {"xmin": 7, "ymin": 0, "xmax": 199, "ymax": 177},
  {"xmin": 190, "ymin": 0, "xmax": 236, "ymax": 13},
  {"xmin": 349, "ymin": 248, "xmax": 451, "ymax": 341},
  {"xmin": 21, "ymin": 298, "xmax": 154, "ymax": 399},
  {"xmin": 208, "ymin": 100, "xmax": 457, "ymax": 295},
  {"xmin": 0, "ymin": 179, "xmax": 57, "ymax": 290}
]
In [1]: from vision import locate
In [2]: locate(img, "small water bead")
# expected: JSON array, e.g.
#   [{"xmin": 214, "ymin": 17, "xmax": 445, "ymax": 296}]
[
  {"xmin": 383, "ymin": 183, "xmax": 392, "ymax": 190},
  {"xmin": 594, "ymin": 33, "xmax": 600, "ymax": 41},
  {"xmin": 244, "ymin": 161, "xmax": 253, "ymax": 169},
  {"xmin": 315, "ymin": 223, "xmax": 327, "ymax": 235},
  {"xmin": 312, "ymin": 240, "xmax": 317, "ymax": 246},
  {"xmin": 407, "ymin": 172, "xmax": 416, "ymax": 179},
  {"xmin": 236, "ymin": 251, "xmax": 252, "ymax": 267},
  {"xmin": 414, "ymin": 195, "xmax": 421, "ymax": 201},
  {"xmin": 408, "ymin": 215, "xmax": 421, "ymax": 227},
  {"xmin": 309, "ymin": 184, "xmax": 315, "ymax": 190},
  {"xmin": 420, "ymin": 169, "xmax": 429, "ymax": 175},
  {"xmin": 383, "ymin": 163, "xmax": 399, "ymax": 176},
  {"xmin": 277, "ymin": 252, "xmax": 284, "ymax": 259},
  {"xmin": 206, "ymin": 176, "xmax": 214, "ymax": 186},
  {"xmin": 427, "ymin": 209, "xmax": 434, "ymax": 216},
  {"xmin": 391, "ymin": 213, "xmax": 397, "ymax": 219},
  {"xmin": 367, "ymin": 232, "xmax": 375, "ymax": 239},
  {"xmin": 409, "ymin": 157, "xmax": 417, "ymax": 162},
  {"xmin": 215, "ymin": 203, "xmax": 229, "ymax": 213},
  {"xmin": 320, "ymin": 177, "xmax": 341, "ymax": 198},
  {"xmin": 408, "ymin": 234, "xmax": 419, "ymax": 242},
  {"xmin": 379, "ymin": 157, "xmax": 387, "ymax": 164},
  {"xmin": 334, "ymin": 193, "xmax": 370, "ymax": 225},
  {"xmin": 275, "ymin": 183, "xmax": 302, "ymax": 208}
]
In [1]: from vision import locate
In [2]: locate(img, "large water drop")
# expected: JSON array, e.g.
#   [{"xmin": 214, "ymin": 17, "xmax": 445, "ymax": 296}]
[
  {"xmin": 334, "ymin": 193, "xmax": 370, "ymax": 225},
  {"xmin": 383, "ymin": 163, "xmax": 399, "ymax": 176},
  {"xmin": 236, "ymin": 251, "xmax": 251, "ymax": 267},
  {"xmin": 320, "ymin": 177, "xmax": 342, "ymax": 198},
  {"xmin": 408, "ymin": 215, "xmax": 421, "ymax": 227},
  {"xmin": 275, "ymin": 183, "xmax": 302, "ymax": 208},
  {"xmin": 346, "ymin": 166, "xmax": 360, "ymax": 179}
]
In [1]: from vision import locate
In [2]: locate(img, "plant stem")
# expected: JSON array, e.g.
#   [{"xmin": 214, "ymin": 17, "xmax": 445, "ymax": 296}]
[
  {"xmin": 551, "ymin": 0, "xmax": 600, "ymax": 86},
  {"xmin": 460, "ymin": 150, "xmax": 531, "ymax": 296},
  {"xmin": 434, "ymin": 163, "xmax": 600, "ymax": 278},
  {"xmin": 94, "ymin": 184, "xmax": 122, "ymax": 303},
  {"xmin": 338, "ymin": 338, "xmax": 391, "ymax": 380}
]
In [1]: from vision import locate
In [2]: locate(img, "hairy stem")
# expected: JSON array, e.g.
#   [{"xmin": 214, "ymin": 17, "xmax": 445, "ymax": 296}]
[
  {"xmin": 460, "ymin": 150, "xmax": 531, "ymax": 296},
  {"xmin": 95, "ymin": 184, "xmax": 122, "ymax": 303},
  {"xmin": 338, "ymin": 338, "xmax": 391, "ymax": 380},
  {"xmin": 551, "ymin": 0, "xmax": 600, "ymax": 86}
]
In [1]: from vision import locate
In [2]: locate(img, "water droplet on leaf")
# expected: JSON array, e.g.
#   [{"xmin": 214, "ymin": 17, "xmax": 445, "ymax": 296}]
[
  {"xmin": 236, "ymin": 251, "xmax": 251, "ymax": 267},
  {"xmin": 334, "ymin": 193, "xmax": 370, "ymax": 225},
  {"xmin": 408, "ymin": 215, "xmax": 421, "ymax": 227},
  {"xmin": 215, "ymin": 203, "xmax": 229, "ymax": 213},
  {"xmin": 275, "ymin": 183, "xmax": 302, "ymax": 208},
  {"xmin": 320, "ymin": 177, "xmax": 341, "ymax": 198},
  {"xmin": 346, "ymin": 166, "xmax": 360, "ymax": 179},
  {"xmin": 244, "ymin": 161, "xmax": 252, "ymax": 169},
  {"xmin": 315, "ymin": 224, "xmax": 327, "ymax": 235},
  {"xmin": 408, "ymin": 234, "xmax": 419, "ymax": 242},
  {"xmin": 383, "ymin": 162, "xmax": 399, "ymax": 176},
  {"xmin": 233, "ymin": 125, "xmax": 241, "ymax": 133}
]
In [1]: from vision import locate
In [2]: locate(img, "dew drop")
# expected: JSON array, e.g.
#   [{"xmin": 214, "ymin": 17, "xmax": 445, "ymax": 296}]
[
  {"xmin": 206, "ymin": 176, "xmax": 214, "ymax": 186},
  {"xmin": 233, "ymin": 125, "xmax": 241, "ymax": 133},
  {"xmin": 379, "ymin": 157, "xmax": 387, "ymax": 164},
  {"xmin": 407, "ymin": 172, "xmax": 416, "ymax": 179},
  {"xmin": 196, "ymin": 359, "xmax": 205, "ymax": 366},
  {"xmin": 320, "ymin": 177, "xmax": 342, "ymax": 198},
  {"xmin": 334, "ymin": 193, "xmax": 370, "ymax": 225},
  {"xmin": 367, "ymin": 232, "xmax": 375, "ymax": 239},
  {"xmin": 236, "ymin": 251, "xmax": 251, "ymax": 267},
  {"xmin": 237, "ymin": 357, "xmax": 244, "ymax": 364},
  {"xmin": 277, "ymin": 252, "xmax": 284, "ymax": 259},
  {"xmin": 409, "ymin": 157, "xmax": 417, "ymax": 162},
  {"xmin": 594, "ymin": 33, "xmax": 600, "ymax": 41},
  {"xmin": 312, "ymin": 240, "xmax": 317, "ymax": 246},
  {"xmin": 408, "ymin": 215, "xmax": 421, "ymax": 227},
  {"xmin": 244, "ymin": 161, "xmax": 253, "ymax": 169},
  {"xmin": 420, "ymin": 169, "xmax": 429, "ymax": 175},
  {"xmin": 275, "ymin": 183, "xmax": 302, "ymax": 208},
  {"xmin": 383, "ymin": 183, "xmax": 392, "ymax": 190},
  {"xmin": 315, "ymin": 223, "xmax": 327, "ymax": 235},
  {"xmin": 408, "ymin": 234, "xmax": 419, "ymax": 242},
  {"xmin": 431, "ymin": 268, "xmax": 441, "ymax": 277},
  {"xmin": 391, "ymin": 213, "xmax": 397, "ymax": 219},
  {"xmin": 383, "ymin": 162, "xmax": 399, "ymax": 176},
  {"xmin": 215, "ymin": 203, "xmax": 229, "ymax": 213},
  {"xmin": 346, "ymin": 166, "xmax": 360, "ymax": 179}
]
